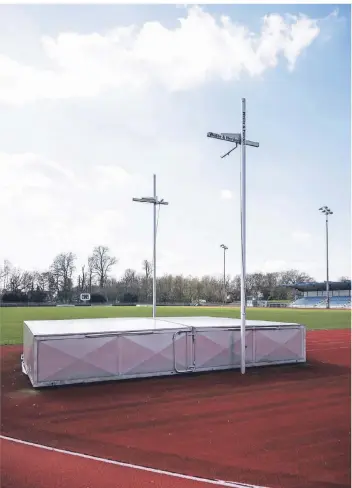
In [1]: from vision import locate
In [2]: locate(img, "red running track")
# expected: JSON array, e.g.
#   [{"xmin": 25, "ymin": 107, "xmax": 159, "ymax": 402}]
[
  {"xmin": 1, "ymin": 329, "xmax": 351, "ymax": 488},
  {"xmin": 1, "ymin": 437, "xmax": 250, "ymax": 488}
]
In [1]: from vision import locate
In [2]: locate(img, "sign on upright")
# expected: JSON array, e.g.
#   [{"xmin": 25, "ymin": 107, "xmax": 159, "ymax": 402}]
[
  {"xmin": 206, "ymin": 98, "xmax": 260, "ymax": 375},
  {"xmin": 207, "ymin": 132, "xmax": 241, "ymax": 144},
  {"xmin": 207, "ymin": 132, "xmax": 259, "ymax": 148}
]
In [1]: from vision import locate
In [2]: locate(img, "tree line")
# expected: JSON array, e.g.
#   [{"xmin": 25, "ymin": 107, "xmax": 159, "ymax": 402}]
[{"xmin": 0, "ymin": 245, "xmax": 346, "ymax": 305}]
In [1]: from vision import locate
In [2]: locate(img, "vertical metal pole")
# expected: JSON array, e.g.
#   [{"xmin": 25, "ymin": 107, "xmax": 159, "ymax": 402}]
[
  {"xmin": 240, "ymin": 98, "xmax": 246, "ymax": 374},
  {"xmin": 223, "ymin": 248, "xmax": 226, "ymax": 305},
  {"xmin": 153, "ymin": 174, "xmax": 157, "ymax": 318},
  {"xmin": 326, "ymin": 215, "xmax": 330, "ymax": 309}
]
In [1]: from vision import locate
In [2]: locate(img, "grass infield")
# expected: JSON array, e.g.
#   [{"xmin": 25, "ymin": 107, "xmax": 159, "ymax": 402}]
[{"xmin": 0, "ymin": 305, "xmax": 350, "ymax": 345}]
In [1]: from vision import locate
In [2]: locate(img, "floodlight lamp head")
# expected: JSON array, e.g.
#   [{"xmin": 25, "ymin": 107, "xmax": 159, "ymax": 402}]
[{"xmin": 319, "ymin": 206, "xmax": 333, "ymax": 216}]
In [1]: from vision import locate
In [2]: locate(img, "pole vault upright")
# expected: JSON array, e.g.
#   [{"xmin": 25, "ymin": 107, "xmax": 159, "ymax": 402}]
[
  {"xmin": 207, "ymin": 98, "xmax": 259, "ymax": 374},
  {"xmin": 133, "ymin": 175, "xmax": 169, "ymax": 318}
]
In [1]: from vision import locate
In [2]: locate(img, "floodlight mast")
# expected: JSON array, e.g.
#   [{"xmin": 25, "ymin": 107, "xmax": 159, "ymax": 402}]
[
  {"xmin": 319, "ymin": 206, "xmax": 333, "ymax": 309},
  {"xmin": 133, "ymin": 174, "xmax": 168, "ymax": 318},
  {"xmin": 207, "ymin": 98, "xmax": 259, "ymax": 374}
]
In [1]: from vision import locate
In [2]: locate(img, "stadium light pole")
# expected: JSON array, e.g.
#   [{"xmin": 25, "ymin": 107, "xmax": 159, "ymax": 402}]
[
  {"xmin": 207, "ymin": 98, "xmax": 259, "ymax": 374},
  {"xmin": 319, "ymin": 206, "xmax": 333, "ymax": 309},
  {"xmin": 133, "ymin": 174, "xmax": 168, "ymax": 318},
  {"xmin": 220, "ymin": 244, "xmax": 228, "ymax": 305}
]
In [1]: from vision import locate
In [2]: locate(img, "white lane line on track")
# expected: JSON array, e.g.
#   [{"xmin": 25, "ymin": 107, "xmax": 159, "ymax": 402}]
[{"xmin": 0, "ymin": 435, "xmax": 268, "ymax": 488}]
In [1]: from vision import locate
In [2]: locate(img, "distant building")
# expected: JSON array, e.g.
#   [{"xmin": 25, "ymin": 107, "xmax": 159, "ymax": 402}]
[{"xmin": 287, "ymin": 281, "xmax": 351, "ymax": 309}]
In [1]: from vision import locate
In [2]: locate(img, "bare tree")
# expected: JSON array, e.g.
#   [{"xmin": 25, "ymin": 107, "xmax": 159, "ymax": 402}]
[
  {"xmin": 278, "ymin": 270, "xmax": 314, "ymax": 286},
  {"xmin": 142, "ymin": 260, "xmax": 153, "ymax": 279},
  {"xmin": 8, "ymin": 268, "xmax": 24, "ymax": 292},
  {"xmin": 118, "ymin": 268, "xmax": 140, "ymax": 302},
  {"xmin": 0, "ymin": 263, "xmax": 4, "ymax": 290},
  {"xmin": 89, "ymin": 246, "xmax": 117, "ymax": 289},
  {"xmin": 21, "ymin": 271, "xmax": 35, "ymax": 293},
  {"xmin": 35, "ymin": 271, "xmax": 56, "ymax": 301},
  {"xmin": 77, "ymin": 265, "xmax": 87, "ymax": 291},
  {"xmin": 261, "ymin": 272, "xmax": 279, "ymax": 300},
  {"xmin": 50, "ymin": 252, "xmax": 76, "ymax": 301},
  {"xmin": 142, "ymin": 260, "xmax": 152, "ymax": 302},
  {"xmin": 81, "ymin": 265, "xmax": 86, "ymax": 291},
  {"xmin": 122, "ymin": 269, "xmax": 138, "ymax": 288},
  {"xmin": 0, "ymin": 260, "xmax": 12, "ymax": 291},
  {"xmin": 87, "ymin": 257, "xmax": 95, "ymax": 292}
]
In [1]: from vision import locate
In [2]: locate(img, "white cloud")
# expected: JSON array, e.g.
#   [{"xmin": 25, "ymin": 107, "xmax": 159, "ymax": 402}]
[
  {"xmin": 94, "ymin": 165, "xmax": 131, "ymax": 187},
  {"xmin": 61, "ymin": 209, "xmax": 126, "ymax": 256},
  {"xmin": 281, "ymin": 15, "xmax": 320, "ymax": 71},
  {"xmin": 0, "ymin": 151, "xmax": 131, "ymax": 272},
  {"xmin": 0, "ymin": 7, "xmax": 321, "ymax": 105},
  {"xmin": 221, "ymin": 189, "xmax": 233, "ymax": 200},
  {"xmin": 158, "ymin": 250, "xmax": 186, "ymax": 270},
  {"xmin": 262, "ymin": 260, "xmax": 288, "ymax": 272},
  {"xmin": 292, "ymin": 231, "xmax": 312, "ymax": 244},
  {"xmin": 0, "ymin": 152, "xmax": 74, "ymax": 202}
]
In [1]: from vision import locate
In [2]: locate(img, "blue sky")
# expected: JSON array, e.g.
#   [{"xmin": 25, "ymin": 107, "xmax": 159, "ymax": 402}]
[{"xmin": 0, "ymin": 4, "xmax": 350, "ymax": 281}]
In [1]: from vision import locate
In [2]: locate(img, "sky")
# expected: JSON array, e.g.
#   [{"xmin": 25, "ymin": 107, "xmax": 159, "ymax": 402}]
[{"xmin": 0, "ymin": 4, "xmax": 351, "ymax": 282}]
